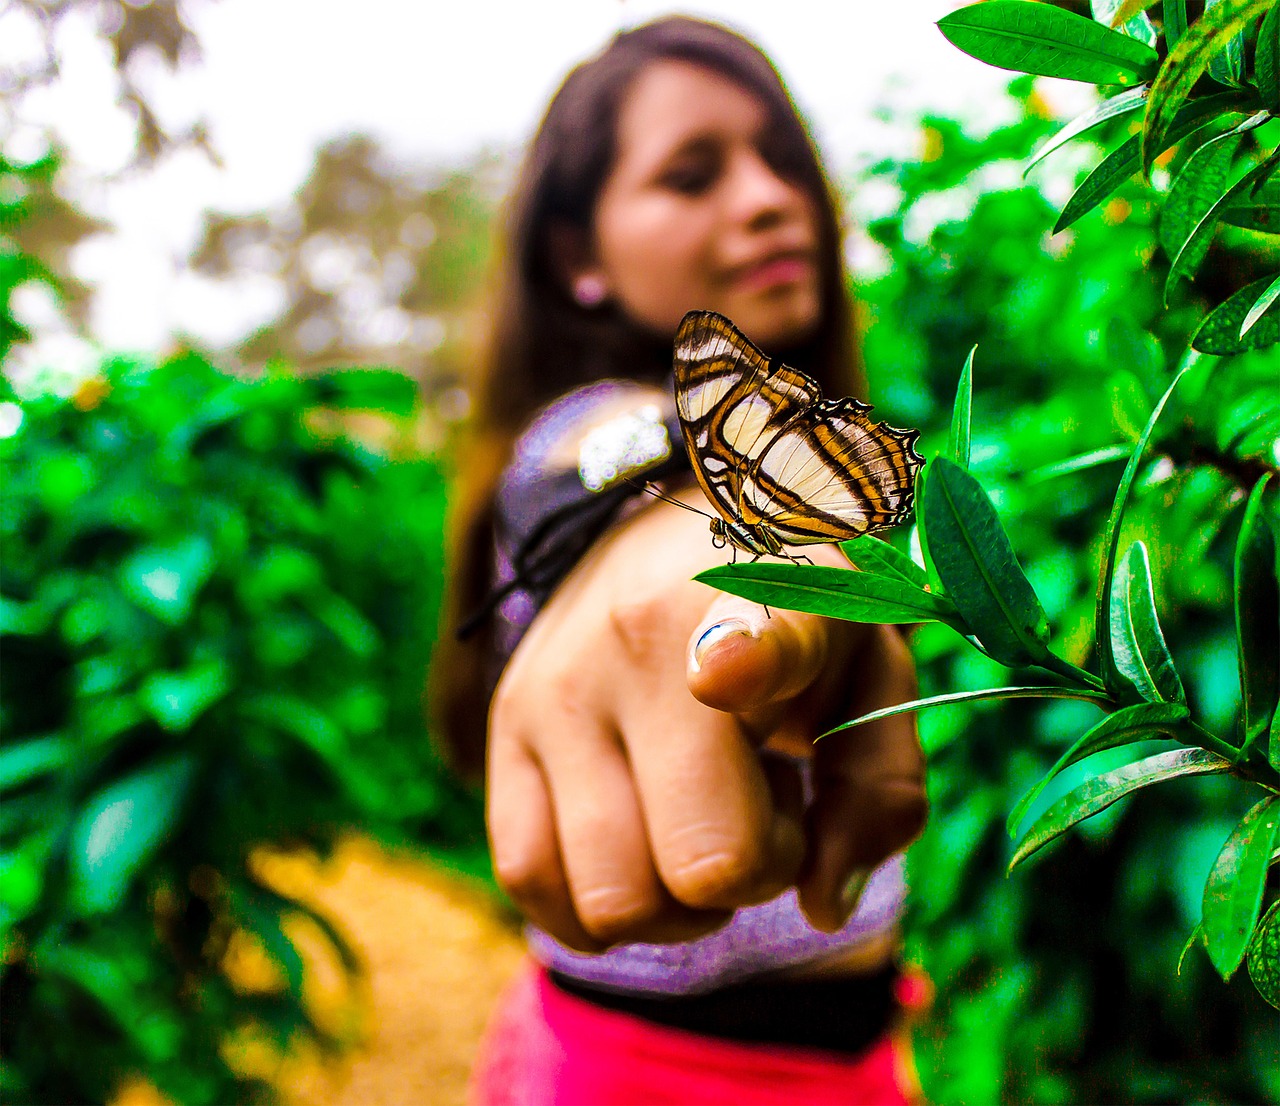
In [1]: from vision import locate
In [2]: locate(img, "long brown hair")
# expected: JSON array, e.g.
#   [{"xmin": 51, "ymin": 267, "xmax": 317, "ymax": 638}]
[{"xmin": 434, "ymin": 16, "xmax": 862, "ymax": 775}]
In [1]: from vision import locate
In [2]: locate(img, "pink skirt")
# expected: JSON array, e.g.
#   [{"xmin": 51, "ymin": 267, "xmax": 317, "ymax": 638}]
[{"xmin": 470, "ymin": 963, "xmax": 916, "ymax": 1106}]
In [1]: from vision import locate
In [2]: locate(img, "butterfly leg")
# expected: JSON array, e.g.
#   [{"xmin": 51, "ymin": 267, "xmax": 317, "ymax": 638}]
[{"xmin": 742, "ymin": 552, "xmax": 773, "ymax": 619}]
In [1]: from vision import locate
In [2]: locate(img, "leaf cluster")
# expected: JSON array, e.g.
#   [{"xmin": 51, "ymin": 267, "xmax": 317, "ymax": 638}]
[
  {"xmin": 702, "ymin": 365, "xmax": 1279, "ymax": 1003},
  {"xmin": 0, "ymin": 353, "xmax": 484, "ymax": 1104},
  {"xmin": 939, "ymin": 0, "xmax": 1280, "ymax": 349}
]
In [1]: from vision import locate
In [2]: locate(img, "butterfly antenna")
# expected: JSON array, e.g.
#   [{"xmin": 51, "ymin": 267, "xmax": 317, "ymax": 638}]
[{"xmin": 624, "ymin": 478, "xmax": 716, "ymax": 521}]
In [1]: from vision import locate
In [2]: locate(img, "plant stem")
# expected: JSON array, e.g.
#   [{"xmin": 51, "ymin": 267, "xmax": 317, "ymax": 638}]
[
  {"xmin": 1037, "ymin": 649, "xmax": 1107, "ymax": 692},
  {"xmin": 1186, "ymin": 720, "xmax": 1244, "ymax": 767}
]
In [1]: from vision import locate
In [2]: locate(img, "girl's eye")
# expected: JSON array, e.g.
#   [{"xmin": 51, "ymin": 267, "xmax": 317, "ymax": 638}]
[
  {"xmin": 658, "ymin": 152, "xmax": 720, "ymax": 196},
  {"xmin": 757, "ymin": 132, "xmax": 805, "ymax": 183}
]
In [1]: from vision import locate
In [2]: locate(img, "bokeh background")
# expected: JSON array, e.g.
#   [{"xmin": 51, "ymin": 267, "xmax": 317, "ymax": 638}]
[{"xmin": 3, "ymin": 1, "xmax": 1277, "ymax": 1104}]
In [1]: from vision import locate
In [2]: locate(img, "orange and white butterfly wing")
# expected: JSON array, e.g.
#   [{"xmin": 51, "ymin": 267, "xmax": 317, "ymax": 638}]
[
  {"xmin": 741, "ymin": 399, "xmax": 922, "ymax": 543},
  {"xmin": 674, "ymin": 311, "xmax": 819, "ymax": 528}
]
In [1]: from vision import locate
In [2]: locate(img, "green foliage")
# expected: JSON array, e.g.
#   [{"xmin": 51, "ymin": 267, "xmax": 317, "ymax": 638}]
[
  {"xmin": 0, "ymin": 152, "xmax": 62, "ymax": 363},
  {"xmin": 1, "ymin": 176, "xmax": 484, "ymax": 1099},
  {"xmin": 937, "ymin": 2, "xmax": 1159, "ymax": 85},
  {"xmin": 944, "ymin": 0, "xmax": 1280, "ymax": 348}
]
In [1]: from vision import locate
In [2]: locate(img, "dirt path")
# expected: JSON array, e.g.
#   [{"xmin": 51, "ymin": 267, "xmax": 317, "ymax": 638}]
[{"xmin": 272, "ymin": 837, "xmax": 525, "ymax": 1106}]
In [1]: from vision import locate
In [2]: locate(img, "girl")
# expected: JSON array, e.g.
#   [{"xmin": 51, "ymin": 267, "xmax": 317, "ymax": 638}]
[{"xmin": 437, "ymin": 16, "xmax": 927, "ymax": 1104}]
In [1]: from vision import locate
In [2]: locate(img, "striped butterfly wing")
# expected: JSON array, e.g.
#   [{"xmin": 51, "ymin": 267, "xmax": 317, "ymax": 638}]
[
  {"xmin": 741, "ymin": 398, "xmax": 922, "ymax": 544},
  {"xmin": 674, "ymin": 311, "xmax": 821, "ymax": 527}
]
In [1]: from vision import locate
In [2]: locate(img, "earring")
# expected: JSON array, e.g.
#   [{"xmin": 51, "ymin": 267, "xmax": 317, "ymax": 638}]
[{"xmin": 573, "ymin": 274, "xmax": 608, "ymax": 308}]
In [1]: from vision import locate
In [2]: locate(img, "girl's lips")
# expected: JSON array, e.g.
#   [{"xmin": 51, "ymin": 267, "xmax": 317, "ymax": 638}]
[{"xmin": 732, "ymin": 253, "xmax": 815, "ymax": 292}]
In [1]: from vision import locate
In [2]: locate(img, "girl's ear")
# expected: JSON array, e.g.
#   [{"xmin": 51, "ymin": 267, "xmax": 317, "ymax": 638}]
[{"xmin": 548, "ymin": 222, "xmax": 611, "ymax": 308}]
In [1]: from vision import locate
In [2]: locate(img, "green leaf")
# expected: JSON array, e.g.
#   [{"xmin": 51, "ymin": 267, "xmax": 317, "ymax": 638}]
[
  {"xmin": 0, "ymin": 734, "xmax": 72, "ymax": 792},
  {"xmin": 69, "ymin": 754, "xmax": 196, "ymax": 915},
  {"xmin": 1010, "ymin": 747, "xmax": 1231, "ymax": 869},
  {"xmin": 242, "ymin": 693, "xmax": 349, "ymax": 775},
  {"xmin": 1204, "ymin": 0, "xmax": 1245, "ymax": 86},
  {"xmin": 1054, "ymin": 94, "xmax": 1249, "ymax": 231},
  {"xmin": 1161, "ymin": 117, "xmax": 1272, "ymax": 303},
  {"xmin": 1163, "ymin": 0, "xmax": 1189, "ymax": 48},
  {"xmin": 1141, "ymin": 0, "xmax": 1276, "ymax": 173},
  {"xmin": 839, "ymin": 535, "xmax": 930, "ymax": 588},
  {"xmin": 1007, "ymin": 700, "xmax": 1192, "ymax": 836},
  {"xmin": 1092, "ymin": 0, "xmax": 1158, "ymax": 46},
  {"xmin": 1259, "ymin": 0, "xmax": 1280, "ymax": 112},
  {"xmin": 1246, "ymin": 899, "xmax": 1280, "ymax": 1008},
  {"xmin": 1109, "ymin": 541, "xmax": 1187, "ymax": 704},
  {"xmin": 308, "ymin": 367, "xmax": 418, "ymax": 417},
  {"xmin": 1240, "ymin": 273, "xmax": 1280, "ymax": 338},
  {"xmin": 1193, "ymin": 273, "xmax": 1280, "ymax": 352},
  {"xmin": 1025, "ymin": 84, "xmax": 1150, "ymax": 176},
  {"xmin": 229, "ymin": 881, "xmax": 306, "ymax": 999},
  {"xmin": 138, "ymin": 658, "xmax": 231, "ymax": 732},
  {"xmin": 1096, "ymin": 362, "xmax": 1196, "ymax": 699},
  {"xmin": 1235, "ymin": 475, "xmax": 1279, "ymax": 752},
  {"xmin": 1177, "ymin": 922, "xmax": 1205, "ymax": 974},
  {"xmin": 243, "ymin": 878, "xmax": 362, "ymax": 977},
  {"xmin": 1027, "ymin": 444, "xmax": 1132, "ymax": 484},
  {"xmin": 1202, "ymin": 796, "xmax": 1280, "ymax": 979},
  {"xmin": 1107, "ymin": 0, "xmax": 1162, "ymax": 28},
  {"xmin": 910, "ymin": 460, "xmax": 946, "ymax": 596},
  {"xmin": 119, "ymin": 536, "xmax": 215, "ymax": 626},
  {"xmin": 1219, "ymin": 176, "xmax": 1280, "ymax": 232},
  {"xmin": 34, "ymin": 940, "xmax": 154, "ymax": 1050},
  {"xmin": 950, "ymin": 346, "xmax": 975, "ymax": 468},
  {"xmin": 923, "ymin": 456, "xmax": 1052, "ymax": 667},
  {"xmin": 0, "ymin": 596, "xmax": 51, "ymax": 636},
  {"xmin": 694, "ymin": 561, "xmax": 963, "ymax": 627},
  {"xmin": 938, "ymin": 1, "xmax": 1158, "ymax": 84},
  {"xmin": 825, "ymin": 684, "xmax": 1112, "ymax": 740}
]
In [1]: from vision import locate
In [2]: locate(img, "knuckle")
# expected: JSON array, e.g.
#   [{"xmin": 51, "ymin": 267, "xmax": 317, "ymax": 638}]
[
  {"xmin": 609, "ymin": 590, "xmax": 677, "ymax": 664},
  {"xmin": 664, "ymin": 837, "xmax": 766, "ymax": 906},
  {"xmin": 544, "ymin": 666, "xmax": 594, "ymax": 722},
  {"xmin": 575, "ymin": 886, "xmax": 660, "ymax": 943},
  {"xmin": 491, "ymin": 850, "xmax": 561, "ymax": 909}
]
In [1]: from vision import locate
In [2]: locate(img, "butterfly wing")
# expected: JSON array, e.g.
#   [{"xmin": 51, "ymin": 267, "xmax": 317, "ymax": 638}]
[
  {"xmin": 674, "ymin": 311, "xmax": 820, "ymax": 527},
  {"xmin": 741, "ymin": 398, "xmax": 923, "ymax": 543}
]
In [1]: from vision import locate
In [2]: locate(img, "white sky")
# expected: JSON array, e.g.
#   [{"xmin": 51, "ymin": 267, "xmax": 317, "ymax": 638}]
[{"xmin": 3, "ymin": 0, "xmax": 1088, "ymax": 363}]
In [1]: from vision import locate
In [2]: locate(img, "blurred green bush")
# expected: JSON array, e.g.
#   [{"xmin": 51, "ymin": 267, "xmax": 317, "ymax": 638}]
[
  {"xmin": 1, "ymin": 157, "xmax": 484, "ymax": 1102},
  {"xmin": 855, "ymin": 80, "xmax": 1279, "ymax": 1104}
]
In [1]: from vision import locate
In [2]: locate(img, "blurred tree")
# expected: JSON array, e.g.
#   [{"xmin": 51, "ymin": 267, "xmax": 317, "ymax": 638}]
[
  {"xmin": 2, "ymin": 0, "xmax": 220, "ymax": 347},
  {"xmin": 189, "ymin": 136, "xmax": 505, "ymax": 401},
  {"xmin": 4, "ymin": 0, "xmax": 218, "ymax": 167},
  {"xmin": 1, "ymin": 150, "xmax": 105, "ymax": 332}
]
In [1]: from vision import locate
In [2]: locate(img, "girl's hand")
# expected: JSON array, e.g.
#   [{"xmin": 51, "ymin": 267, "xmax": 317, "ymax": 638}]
[{"xmin": 486, "ymin": 489, "xmax": 927, "ymax": 952}]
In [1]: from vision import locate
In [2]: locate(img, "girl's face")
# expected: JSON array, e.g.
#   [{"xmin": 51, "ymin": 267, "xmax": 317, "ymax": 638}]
[{"xmin": 576, "ymin": 59, "xmax": 823, "ymax": 350}]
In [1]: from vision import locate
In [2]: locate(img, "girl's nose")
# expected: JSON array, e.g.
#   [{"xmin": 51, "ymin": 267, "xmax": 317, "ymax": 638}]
[{"xmin": 728, "ymin": 148, "xmax": 804, "ymax": 229}]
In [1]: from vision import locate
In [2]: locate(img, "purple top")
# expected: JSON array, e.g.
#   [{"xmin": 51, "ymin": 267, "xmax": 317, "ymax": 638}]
[{"xmin": 490, "ymin": 380, "xmax": 906, "ymax": 996}]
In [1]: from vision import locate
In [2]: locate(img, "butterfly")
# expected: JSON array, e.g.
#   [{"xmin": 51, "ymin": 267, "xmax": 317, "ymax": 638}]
[{"xmin": 673, "ymin": 310, "xmax": 923, "ymax": 558}]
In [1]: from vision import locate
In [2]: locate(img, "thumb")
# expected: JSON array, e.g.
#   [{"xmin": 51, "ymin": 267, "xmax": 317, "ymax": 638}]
[{"xmin": 685, "ymin": 593, "xmax": 830, "ymax": 728}]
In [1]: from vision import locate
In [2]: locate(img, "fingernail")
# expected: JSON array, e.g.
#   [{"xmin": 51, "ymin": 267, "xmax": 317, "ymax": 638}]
[
  {"xmin": 839, "ymin": 868, "xmax": 871, "ymax": 922},
  {"xmin": 691, "ymin": 618, "xmax": 754, "ymax": 669}
]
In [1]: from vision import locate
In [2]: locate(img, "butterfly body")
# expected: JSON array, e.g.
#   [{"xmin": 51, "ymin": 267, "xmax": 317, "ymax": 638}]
[
  {"xmin": 711, "ymin": 516, "xmax": 785, "ymax": 557},
  {"xmin": 674, "ymin": 311, "xmax": 923, "ymax": 556}
]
